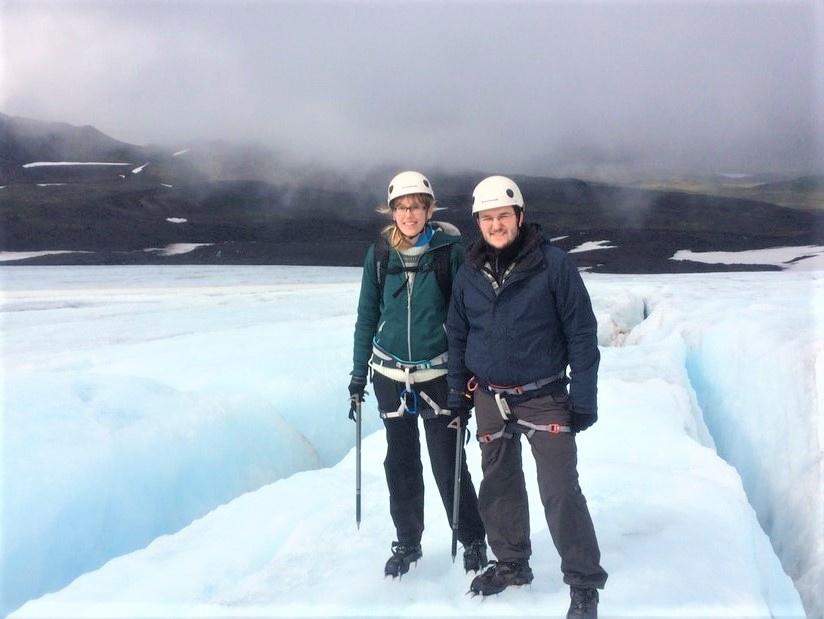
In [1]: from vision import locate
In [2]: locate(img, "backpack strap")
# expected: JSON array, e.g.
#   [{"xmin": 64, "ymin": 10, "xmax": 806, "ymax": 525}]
[
  {"xmin": 374, "ymin": 235, "xmax": 453, "ymax": 302},
  {"xmin": 374, "ymin": 235, "xmax": 391, "ymax": 300},
  {"xmin": 430, "ymin": 243, "xmax": 453, "ymax": 303}
]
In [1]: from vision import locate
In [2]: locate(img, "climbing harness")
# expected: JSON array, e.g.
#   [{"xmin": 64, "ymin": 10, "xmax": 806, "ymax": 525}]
[
  {"xmin": 468, "ymin": 374, "xmax": 571, "ymax": 441},
  {"xmin": 482, "ymin": 371, "xmax": 566, "ymax": 396},
  {"xmin": 477, "ymin": 418, "xmax": 571, "ymax": 444},
  {"xmin": 381, "ymin": 372, "xmax": 452, "ymax": 419},
  {"xmin": 468, "ymin": 372, "xmax": 566, "ymax": 420},
  {"xmin": 374, "ymin": 346, "xmax": 451, "ymax": 420},
  {"xmin": 371, "ymin": 345, "xmax": 448, "ymax": 372}
]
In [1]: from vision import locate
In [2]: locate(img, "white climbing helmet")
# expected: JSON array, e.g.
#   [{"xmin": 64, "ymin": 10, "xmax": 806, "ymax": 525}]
[
  {"xmin": 387, "ymin": 170, "xmax": 435, "ymax": 204},
  {"xmin": 471, "ymin": 175, "xmax": 524, "ymax": 213}
]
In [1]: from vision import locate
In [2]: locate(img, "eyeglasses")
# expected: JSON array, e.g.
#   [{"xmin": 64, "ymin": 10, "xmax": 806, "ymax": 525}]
[
  {"xmin": 478, "ymin": 212, "xmax": 516, "ymax": 224},
  {"xmin": 393, "ymin": 205, "xmax": 426, "ymax": 214}
]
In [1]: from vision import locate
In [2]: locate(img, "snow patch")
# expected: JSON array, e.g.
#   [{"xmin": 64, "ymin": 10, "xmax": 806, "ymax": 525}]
[
  {"xmin": 22, "ymin": 161, "xmax": 131, "ymax": 168},
  {"xmin": 569, "ymin": 240, "xmax": 616, "ymax": 254},
  {"xmin": 0, "ymin": 251, "xmax": 93, "ymax": 262},
  {"xmin": 172, "ymin": 149, "xmax": 189, "ymax": 157},
  {"xmin": 131, "ymin": 163, "xmax": 149, "ymax": 174},
  {"xmin": 161, "ymin": 183, "xmax": 174, "ymax": 188},
  {"xmin": 144, "ymin": 243, "xmax": 213, "ymax": 256},
  {"xmin": 550, "ymin": 235, "xmax": 569, "ymax": 242},
  {"xmin": 165, "ymin": 218, "xmax": 187, "ymax": 224},
  {"xmin": 36, "ymin": 183, "xmax": 66, "ymax": 187},
  {"xmin": 671, "ymin": 246, "xmax": 824, "ymax": 270}
]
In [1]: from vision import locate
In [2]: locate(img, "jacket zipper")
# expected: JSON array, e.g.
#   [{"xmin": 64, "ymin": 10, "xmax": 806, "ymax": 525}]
[
  {"xmin": 393, "ymin": 248, "xmax": 415, "ymax": 359},
  {"xmin": 400, "ymin": 243, "xmax": 442, "ymax": 360},
  {"xmin": 406, "ymin": 262, "xmax": 414, "ymax": 359}
]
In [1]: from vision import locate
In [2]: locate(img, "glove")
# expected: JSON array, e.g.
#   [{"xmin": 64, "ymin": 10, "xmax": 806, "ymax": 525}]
[
  {"xmin": 349, "ymin": 375, "xmax": 367, "ymax": 401},
  {"xmin": 348, "ymin": 376, "xmax": 367, "ymax": 422},
  {"xmin": 570, "ymin": 412, "xmax": 597, "ymax": 433}
]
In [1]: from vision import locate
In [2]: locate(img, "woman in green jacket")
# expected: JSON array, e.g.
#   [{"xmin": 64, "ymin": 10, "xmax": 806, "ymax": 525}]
[{"xmin": 349, "ymin": 171, "xmax": 486, "ymax": 578}]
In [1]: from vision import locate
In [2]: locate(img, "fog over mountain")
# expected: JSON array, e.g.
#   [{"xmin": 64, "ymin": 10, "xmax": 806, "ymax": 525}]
[{"xmin": 2, "ymin": 0, "xmax": 822, "ymax": 179}]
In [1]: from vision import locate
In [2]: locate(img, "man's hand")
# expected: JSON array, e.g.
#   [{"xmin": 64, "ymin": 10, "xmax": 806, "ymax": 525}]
[
  {"xmin": 448, "ymin": 387, "xmax": 472, "ymax": 412},
  {"xmin": 570, "ymin": 412, "xmax": 597, "ymax": 433}
]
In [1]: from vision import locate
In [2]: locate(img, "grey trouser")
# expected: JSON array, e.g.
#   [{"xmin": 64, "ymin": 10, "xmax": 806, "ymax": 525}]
[{"xmin": 474, "ymin": 388, "xmax": 608, "ymax": 589}]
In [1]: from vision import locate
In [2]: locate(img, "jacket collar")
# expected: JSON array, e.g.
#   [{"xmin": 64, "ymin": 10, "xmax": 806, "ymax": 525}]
[
  {"xmin": 428, "ymin": 220, "xmax": 461, "ymax": 251},
  {"xmin": 467, "ymin": 222, "xmax": 546, "ymax": 271}
]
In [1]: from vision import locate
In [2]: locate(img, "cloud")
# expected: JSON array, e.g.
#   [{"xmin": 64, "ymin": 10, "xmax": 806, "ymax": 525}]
[{"xmin": 2, "ymin": 0, "xmax": 821, "ymax": 176}]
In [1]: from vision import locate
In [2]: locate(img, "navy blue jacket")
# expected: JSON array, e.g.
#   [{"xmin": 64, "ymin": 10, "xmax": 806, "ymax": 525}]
[{"xmin": 446, "ymin": 223, "xmax": 599, "ymax": 417}]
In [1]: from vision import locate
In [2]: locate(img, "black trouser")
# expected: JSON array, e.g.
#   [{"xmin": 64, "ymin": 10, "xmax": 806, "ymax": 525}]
[
  {"xmin": 474, "ymin": 388, "xmax": 608, "ymax": 589},
  {"xmin": 372, "ymin": 372, "xmax": 485, "ymax": 546}
]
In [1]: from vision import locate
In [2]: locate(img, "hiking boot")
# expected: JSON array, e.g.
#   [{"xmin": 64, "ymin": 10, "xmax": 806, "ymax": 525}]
[
  {"xmin": 384, "ymin": 541, "xmax": 422, "ymax": 578},
  {"xmin": 462, "ymin": 539, "xmax": 488, "ymax": 573},
  {"xmin": 468, "ymin": 559, "xmax": 533, "ymax": 596},
  {"xmin": 567, "ymin": 586, "xmax": 599, "ymax": 619}
]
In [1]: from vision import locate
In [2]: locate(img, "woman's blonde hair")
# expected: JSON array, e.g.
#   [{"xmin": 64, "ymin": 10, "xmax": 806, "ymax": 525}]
[{"xmin": 376, "ymin": 193, "xmax": 436, "ymax": 250}]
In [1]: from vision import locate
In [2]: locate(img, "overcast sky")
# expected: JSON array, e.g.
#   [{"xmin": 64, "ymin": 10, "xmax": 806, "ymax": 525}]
[{"xmin": 2, "ymin": 0, "xmax": 822, "ymax": 177}]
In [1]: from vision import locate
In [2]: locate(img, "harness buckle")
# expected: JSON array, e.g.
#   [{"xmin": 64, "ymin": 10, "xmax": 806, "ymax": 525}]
[
  {"xmin": 479, "ymin": 433, "xmax": 495, "ymax": 444},
  {"xmin": 467, "ymin": 376, "xmax": 478, "ymax": 392},
  {"xmin": 488, "ymin": 381, "xmax": 523, "ymax": 395},
  {"xmin": 547, "ymin": 423, "xmax": 562, "ymax": 434}
]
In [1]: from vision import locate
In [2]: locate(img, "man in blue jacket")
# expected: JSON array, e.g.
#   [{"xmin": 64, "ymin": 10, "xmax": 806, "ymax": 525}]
[{"xmin": 447, "ymin": 176, "xmax": 607, "ymax": 618}]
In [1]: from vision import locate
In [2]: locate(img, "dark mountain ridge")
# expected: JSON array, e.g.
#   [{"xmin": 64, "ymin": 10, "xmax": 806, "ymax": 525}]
[{"xmin": 1, "ymin": 114, "xmax": 821, "ymax": 272}]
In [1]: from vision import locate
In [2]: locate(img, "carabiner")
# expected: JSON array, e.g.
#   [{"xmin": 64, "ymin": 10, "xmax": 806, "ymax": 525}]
[{"xmin": 400, "ymin": 388, "xmax": 419, "ymax": 415}]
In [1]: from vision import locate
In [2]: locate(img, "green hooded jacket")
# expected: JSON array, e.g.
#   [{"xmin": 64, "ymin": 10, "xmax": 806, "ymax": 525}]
[{"xmin": 352, "ymin": 222, "xmax": 463, "ymax": 379}]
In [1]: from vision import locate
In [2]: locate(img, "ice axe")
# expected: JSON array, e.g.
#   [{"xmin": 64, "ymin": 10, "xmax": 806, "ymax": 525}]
[
  {"xmin": 350, "ymin": 396, "xmax": 363, "ymax": 529},
  {"xmin": 447, "ymin": 415, "xmax": 465, "ymax": 562}
]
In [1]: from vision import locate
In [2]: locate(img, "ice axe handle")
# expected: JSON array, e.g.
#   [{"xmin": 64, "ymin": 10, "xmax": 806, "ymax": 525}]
[
  {"xmin": 355, "ymin": 398, "xmax": 362, "ymax": 529},
  {"xmin": 450, "ymin": 416, "xmax": 464, "ymax": 562}
]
